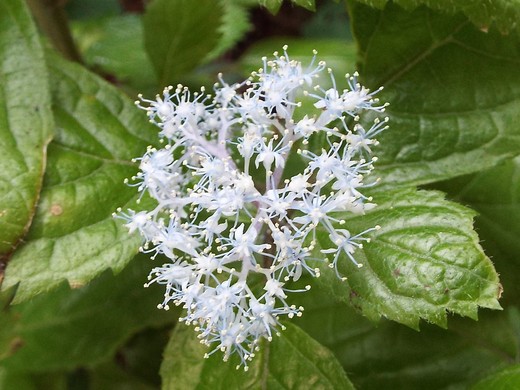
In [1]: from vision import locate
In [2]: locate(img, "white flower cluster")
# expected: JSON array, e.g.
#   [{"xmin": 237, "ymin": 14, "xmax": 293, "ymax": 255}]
[{"xmin": 116, "ymin": 47, "xmax": 388, "ymax": 369}]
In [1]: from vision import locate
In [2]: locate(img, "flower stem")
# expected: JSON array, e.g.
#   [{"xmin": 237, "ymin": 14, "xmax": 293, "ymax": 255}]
[{"xmin": 26, "ymin": 0, "xmax": 83, "ymax": 63}]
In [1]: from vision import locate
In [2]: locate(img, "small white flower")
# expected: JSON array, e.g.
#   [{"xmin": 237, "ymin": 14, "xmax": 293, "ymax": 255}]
[
  {"xmin": 255, "ymin": 139, "xmax": 286, "ymax": 172},
  {"xmin": 264, "ymin": 278, "xmax": 287, "ymax": 299},
  {"xmin": 227, "ymin": 224, "xmax": 269, "ymax": 260},
  {"xmin": 294, "ymin": 116, "xmax": 318, "ymax": 138}
]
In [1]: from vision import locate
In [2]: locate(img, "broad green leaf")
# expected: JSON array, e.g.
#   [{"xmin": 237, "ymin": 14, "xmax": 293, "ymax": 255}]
[
  {"xmin": 1, "ymin": 53, "xmax": 158, "ymax": 303},
  {"xmin": 349, "ymin": 2, "xmax": 520, "ymax": 189},
  {"xmin": 294, "ymin": 280, "xmax": 519, "ymax": 390},
  {"xmin": 352, "ymin": 0, "xmax": 520, "ymax": 34},
  {"xmin": 433, "ymin": 156, "xmax": 520, "ymax": 303},
  {"xmin": 205, "ymin": 0, "xmax": 254, "ymax": 62},
  {"xmin": 0, "ymin": 0, "xmax": 53, "ymax": 261},
  {"xmin": 71, "ymin": 15, "xmax": 157, "ymax": 94},
  {"xmin": 316, "ymin": 188, "xmax": 501, "ymax": 328},
  {"xmin": 142, "ymin": 0, "xmax": 223, "ymax": 86},
  {"xmin": 1, "ymin": 255, "xmax": 174, "ymax": 371},
  {"xmin": 161, "ymin": 322, "xmax": 354, "ymax": 389},
  {"xmin": 472, "ymin": 365, "xmax": 520, "ymax": 390}
]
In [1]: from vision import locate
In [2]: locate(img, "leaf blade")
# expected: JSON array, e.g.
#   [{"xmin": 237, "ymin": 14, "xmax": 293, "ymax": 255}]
[
  {"xmin": 316, "ymin": 188, "xmax": 501, "ymax": 328},
  {"xmin": 1, "ymin": 255, "xmax": 173, "ymax": 371},
  {"xmin": 2, "ymin": 53, "xmax": 158, "ymax": 302},
  {"xmin": 433, "ymin": 155, "xmax": 520, "ymax": 303},
  {"xmin": 0, "ymin": 0, "xmax": 53, "ymax": 261},
  {"xmin": 71, "ymin": 14, "xmax": 157, "ymax": 93},
  {"xmin": 349, "ymin": 2, "xmax": 520, "ymax": 189},
  {"xmin": 205, "ymin": 0, "xmax": 254, "ymax": 62},
  {"xmin": 294, "ymin": 279, "xmax": 518, "ymax": 390},
  {"xmin": 352, "ymin": 0, "xmax": 520, "ymax": 34},
  {"xmin": 142, "ymin": 0, "xmax": 223, "ymax": 85},
  {"xmin": 160, "ymin": 322, "xmax": 354, "ymax": 389}
]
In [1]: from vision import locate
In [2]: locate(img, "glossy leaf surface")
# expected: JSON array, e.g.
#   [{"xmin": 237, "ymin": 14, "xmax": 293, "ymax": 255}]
[
  {"xmin": 2, "ymin": 54, "xmax": 157, "ymax": 302},
  {"xmin": 349, "ymin": 2, "xmax": 520, "ymax": 189},
  {"xmin": 0, "ymin": 0, "xmax": 53, "ymax": 261},
  {"xmin": 316, "ymin": 189, "xmax": 501, "ymax": 328}
]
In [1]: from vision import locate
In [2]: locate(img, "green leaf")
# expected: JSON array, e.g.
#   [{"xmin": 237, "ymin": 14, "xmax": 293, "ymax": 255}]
[
  {"xmin": 161, "ymin": 322, "xmax": 354, "ymax": 389},
  {"xmin": 294, "ymin": 281, "xmax": 519, "ymax": 390},
  {"xmin": 352, "ymin": 0, "xmax": 520, "ymax": 34},
  {"xmin": 0, "ymin": 0, "xmax": 53, "ymax": 260},
  {"xmin": 71, "ymin": 15, "xmax": 157, "ymax": 94},
  {"xmin": 1, "ymin": 255, "xmax": 174, "ymax": 371},
  {"xmin": 433, "ymin": 156, "xmax": 520, "ymax": 303},
  {"xmin": 349, "ymin": 2, "xmax": 520, "ymax": 189},
  {"xmin": 205, "ymin": 0, "xmax": 254, "ymax": 62},
  {"xmin": 142, "ymin": 0, "xmax": 223, "ymax": 86},
  {"xmin": 472, "ymin": 365, "xmax": 520, "ymax": 390},
  {"xmin": 438, "ymin": 157, "xmax": 520, "ymax": 260},
  {"xmin": 315, "ymin": 188, "xmax": 501, "ymax": 329},
  {"xmin": 2, "ymin": 53, "xmax": 157, "ymax": 303}
]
